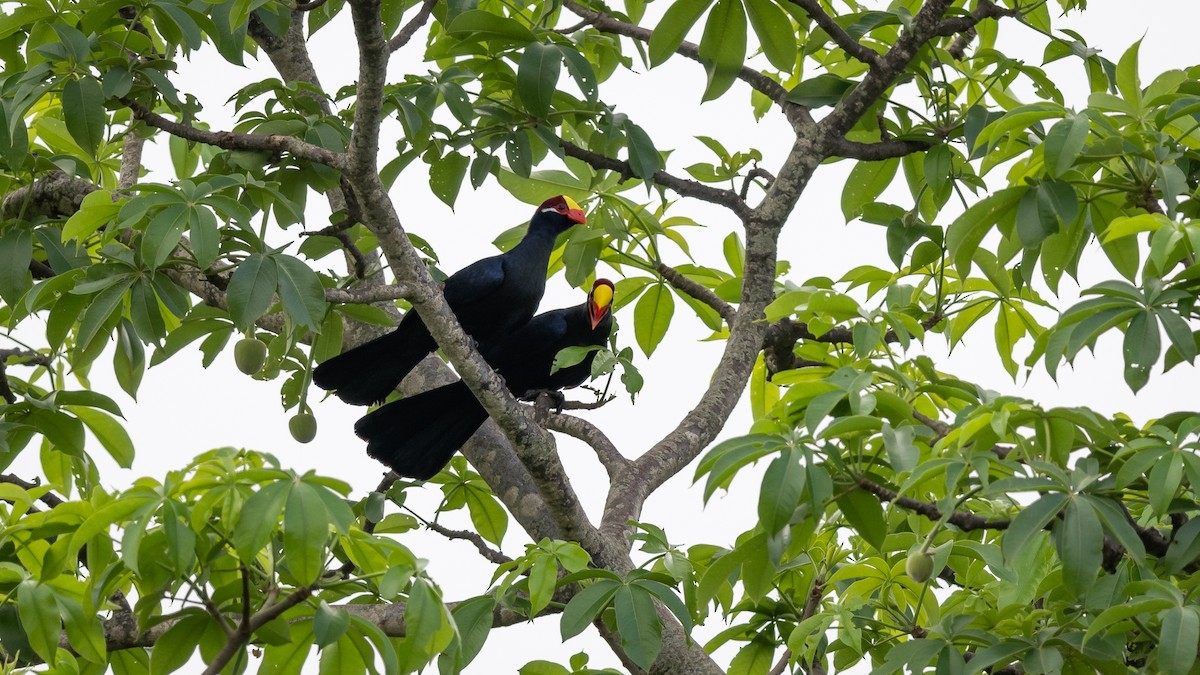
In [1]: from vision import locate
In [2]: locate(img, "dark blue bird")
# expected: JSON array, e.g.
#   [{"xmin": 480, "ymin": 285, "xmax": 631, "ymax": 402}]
[
  {"xmin": 314, "ymin": 195, "xmax": 586, "ymax": 406},
  {"xmin": 355, "ymin": 279, "xmax": 615, "ymax": 480}
]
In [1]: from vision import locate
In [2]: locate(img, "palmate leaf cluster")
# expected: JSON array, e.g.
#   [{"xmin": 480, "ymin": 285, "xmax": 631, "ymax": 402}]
[{"xmin": 0, "ymin": 0, "xmax": 1200, "ymax": 674}]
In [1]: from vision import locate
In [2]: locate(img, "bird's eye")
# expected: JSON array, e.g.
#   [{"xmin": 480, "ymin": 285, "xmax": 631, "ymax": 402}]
[{"xmin": 557, "ymin": 204, "xmax": 566, "ymax": 211}]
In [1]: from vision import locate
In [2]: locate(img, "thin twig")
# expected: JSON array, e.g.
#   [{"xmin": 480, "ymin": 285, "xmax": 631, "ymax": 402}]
[
  {"xmin": 388, "ymin": 0, "xmax": 437, "ymax": 52},
  {"xmin": 656, "ymin": 262, "xmax": 737, "ymax": 325},
  {"xmin": 739, "ymin": 166, "xmax": 776, "ymax": 201},
  {"xmin": 560, "ymin": 138, "xmax": 751, "ymax": 219},
  {"xmin": 424, "ymin": 519, "xmax": 513, "ymax": 565}
]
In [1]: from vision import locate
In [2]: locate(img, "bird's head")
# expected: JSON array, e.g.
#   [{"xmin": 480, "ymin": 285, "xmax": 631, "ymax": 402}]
[
  {"xmin": 588, "ymin": 278, "xmax": 615, "ymax": 330},
  {"xmin": 535, "ymin": 195, "xmax": 587, "ymax": 232}
]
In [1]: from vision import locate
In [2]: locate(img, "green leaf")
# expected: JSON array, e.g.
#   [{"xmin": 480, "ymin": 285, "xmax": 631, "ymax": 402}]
[
  {"xmin": 841, "ymin": 158, "xmax": 899, "ymax": 222},
  {"xmin": 624, "ymin": 119, "xmax": 662, "ymax": 179},
  {"xmin": 528, "ymin": 556, "xmax": 558, "ymax": 616},
  {"xmin": 1115, "ymin": 39, "xmax": 1142, "ymax": 109},
  {"xmin": 430, "ymin": 151, "xmax": 471, "ymax": 208},
  {"xmin": 614, "ymin": 585, "xmax": 663, "ymax": 669},
  {"xmin": 785, "ymin": 74, "xmax": 853, "ymax": 108},
  {"xmin": 141, "ymin": 204, "xmax": 189, "ymax": 270},
  {"xmin": 16, "ymin": 581, "xmax": 59, "ymax": 663},
  {"xmin": 1160, "ymin": 606, "xmax": 1200, "ymax": 675},
  {"xmin": 496, "ymin": 169, "xmax": 590, "ymax": 205},
  {"xmin": 1057, "ymin": 497, "xmax": 1102, "ymax": 596},
  {"xmin": 233, "ymin": 480, "xmax": 290, "ymax": 562},
  {"xmin": 923, "ymin": 144, "xmax": 951, "ymax": 196},
  {"xmin": 835, "ymin": 488, "xmax": 886, "ymax": 553},
  {"xmin": 1123, "ymin": 310, "xmax": 1159, "ymax": 393},
  {"xmin": 728, "ymin": 635, "xmax": 775, "ymax": 675},
  {"xmin": 61, "ymin": 76, "xmax": 105, "ymax": 156},
  {"xmin": 946, "ymin": 186, "xmax": 1027, "ymax": 274},
  {"xmin": 314, "ymin": 601, "xmax": 351, "ymax": 647},
  {"xmin": 0, "ymin": 226, "xmax": 32, "ymax": 306},
  {"xmin": 633, "ymin": 283, "xmax": 674, "ymax": 356},
  {"xmin": 274, "ymin": 254, "xmax": 327, "ymax": 333},
  {"xmin": 284, "ymin": 480, "xmax": 329, "ymax": 585},
  {"xmin": 227, "ymin": 253, "xmax": 279, "ymax": 331},
  {"xmin": 757, "ymin": 448, "xmax": 803, "ymax": 533},
  {"xmin": 697, "ymin": 0, "xmax": 747, "ymax": 101},
  {"xmin": 648, "ymin": 0, "xmax": 716, "ymax": 67},
  {"xmin": 63, "ymin": 189, "xmax": 120, "ymax": 242},
  {"xmin": 450, "ymin": 596, "xmax": 496, "ymax": 666},
  {"xmin": 464, "ymin": 486, "xmax": 508, "ymax": 546},
  {"xmin": 742, "ymin": 0, "xmax": 795, "ymax": 71},
  {"xmin": 1002, "ymin": 492, "xmax": 1067, "ymax": 563},
  {"xmin": 555, "ymin": 44, "xmax": 598, "ymax": 104},
  {"xmin": 69, "ymin": 406, "xmax": 134, "ymax": 468},
  {"xmin": 1043, "ymin": 115, "xmax": 1089, "ymax": 177},
  {"xmin": 560, "ymin": 580, "xmax": 619, "ymax": 640},
  {"xmin": 517, "ymin": 42, "xmax": 560, "ymax": 118},
  {"xmin": 150, "ymin": 615, "xmax": 204, "ymax": 675},
  {"xmin": 56, "ymin": 596, "xmax": 105, "ymax": 664},
  {"xmin": 446, "ymin": 10, "xmax": 536, "ymax": 44},
  {"xmin": 78, "ymin": 278, "xmax": 134, "ymax": 352},
  {"xmin": 188, "ymin": 207, "xmax": 219, "ymax": 270}
]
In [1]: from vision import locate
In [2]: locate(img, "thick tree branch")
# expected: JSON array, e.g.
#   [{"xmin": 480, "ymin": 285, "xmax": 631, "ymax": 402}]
[
  {"xmin": 819, "ymin": 0, "xmax": 955, "ymax": 139},
  {"xmin": 1, "ymin": 171, "xmax": 98, "ymax": 220},
  {"xmin": 118, "ymin": 132, "xmax": 145, "ymax": 190},
  {"xmin": 656, "ymin": 262, "xmax": 737, "ymax": 325},
  {"xmin": 788, "ymin": 0, "xmax": 882, "ymax": 68},
  {"xmin": 561, "ymin": 0, "xmax": 791, "ymax": 104},
  {"xmin": 559, "ymin": 139, "xmax": 751, "ymax": 219},
  {"xmin": 346, "ymin": 0, "xmax": 390, "ymax": 178},
  {"xmin": 388, "ymin": 0, "xmax": 436, "ymax": 52},
  {"xmin": 324, "ymin": 284, "xmax": 415, "ymax": 304},
  {"xmin": 125, "ymin": 100, "xmax": 344, "ymax": 168},
  {"xmin": 541, "ymin": 413, "xmax": 629, "ymax": 479}
]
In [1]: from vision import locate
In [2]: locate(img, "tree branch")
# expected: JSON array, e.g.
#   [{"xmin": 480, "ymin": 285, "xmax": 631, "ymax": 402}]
[
  {"xmin": 0, "ymin": 473, "xmax": 65, "ymax": 509},
  {"xmin": 831, "ymin": 137, "xmax": 934, "ymax": 161},
  {"xmin": 388, "ymin": 0, "xmax": 436, "ymax": 52},
  {"xmin": 788, "ymin": 0, "xmax": 882, "ymax": 68},
  {"xmin": 125, "ymin": 100, "xmax": 344, "ymax": 169},
  {"xmin": 855, "ymin": 477, "xmax": 1010, "ymax": 531},
  {"xmin": 346, "ymin": 0, "xmax": 390, "ymax": 179},
  {"xmin": 818, "ymin": 0, "xmax": 956, "ymax": 139},
  {"xmin": 540, "ymin": 413, "xmax": 629, "ymax": 479},
  {"xmin": 561, "ymin": 0, "xmax": 791, "ymax": 104},
  {"xmin": 1, "ymin": 171, "xmax": 98, "ymax": 220},
  {"xmin": 559, "ymin": 138, "xmax": 751, "ymax": 219},
  {"xmin": 656, "ymin": 262, "xmax": 737, "ymax": 325},
  {"xmin": 324, "ymin": 284, "xmax": 415, "ymax": 304},
  {"xmin": 424, "ymin": 519, "xmax": 513, "ymax": 565}
]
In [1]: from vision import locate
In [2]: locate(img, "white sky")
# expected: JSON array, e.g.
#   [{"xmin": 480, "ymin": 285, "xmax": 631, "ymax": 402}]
[{"xmin": 9, "ymin": 2, "xmax": 1200, "ymax": 672}]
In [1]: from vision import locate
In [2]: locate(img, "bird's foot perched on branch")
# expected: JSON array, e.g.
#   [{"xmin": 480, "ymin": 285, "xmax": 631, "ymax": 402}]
[{"xmin": 530, "ymin": 390, "xmax": 567, "ymax": 419}]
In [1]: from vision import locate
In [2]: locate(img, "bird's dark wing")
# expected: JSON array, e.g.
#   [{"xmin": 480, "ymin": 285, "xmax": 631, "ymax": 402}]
[{"xmin": 441, "ymin": 255, "xmax": 506, "ymax": 307}]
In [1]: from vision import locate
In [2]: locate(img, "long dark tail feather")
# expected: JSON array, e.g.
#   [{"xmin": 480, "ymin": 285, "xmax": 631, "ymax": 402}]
[
  {"xmin": 354, "ymin": 382, "xmax": 489, "ymax": 480},
  {"xmin": 313, "ymin": 322, "xmax": 434, "ymax": 406}
]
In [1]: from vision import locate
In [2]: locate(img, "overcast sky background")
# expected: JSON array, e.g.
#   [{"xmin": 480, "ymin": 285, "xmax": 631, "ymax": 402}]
[{"xmin": 10, "ymin": 1, "xmax": 1200, "ymax": 672}]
